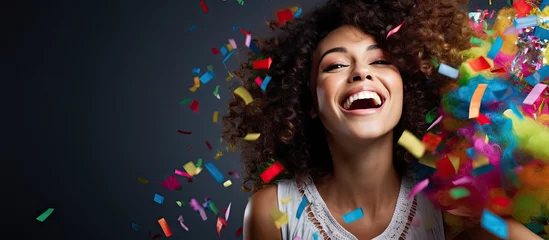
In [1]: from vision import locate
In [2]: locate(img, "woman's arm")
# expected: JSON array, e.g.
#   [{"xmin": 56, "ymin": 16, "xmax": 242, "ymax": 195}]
[
  {"xmin": 243, "ymin": 185, "xmax": 282, "ymax": 240},
  {"xmin": 455, "ymin": 218, "xmax": 542, "ymax": 240}
]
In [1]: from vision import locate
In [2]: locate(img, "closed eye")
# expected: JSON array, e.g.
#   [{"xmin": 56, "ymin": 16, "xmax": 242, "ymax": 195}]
[
  {"xmin": 370, "ymin": 60, "xmax": 392, "ymax": 65},
  {"xmin": 323, "ymin": 64, "xmax": 349, "ymax": 72}
]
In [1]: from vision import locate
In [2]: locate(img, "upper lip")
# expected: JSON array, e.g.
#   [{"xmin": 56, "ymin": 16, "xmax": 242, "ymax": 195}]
[{"xmin": 339, "ymin": 86, "xmax": 386, "ymax": 106}]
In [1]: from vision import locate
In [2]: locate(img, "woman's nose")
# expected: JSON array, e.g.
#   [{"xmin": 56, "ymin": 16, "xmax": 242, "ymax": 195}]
[{"xmin": 351, "ymin": 74, "xmax": 373, "ymax": 82}]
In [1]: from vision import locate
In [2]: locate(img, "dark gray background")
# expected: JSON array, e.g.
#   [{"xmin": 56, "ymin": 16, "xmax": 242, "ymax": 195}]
[{"xmin": 6, "ymin": 0, "xmax": 508, "ymax": 239}]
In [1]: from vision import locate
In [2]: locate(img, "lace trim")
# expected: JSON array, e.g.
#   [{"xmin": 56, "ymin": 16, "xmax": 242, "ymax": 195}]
[{"xmin": 296, "ymin": 175, "xmax": 415, "ymax": 240}]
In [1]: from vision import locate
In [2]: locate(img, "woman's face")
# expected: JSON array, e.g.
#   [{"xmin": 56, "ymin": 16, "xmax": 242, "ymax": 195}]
[{"xmin": 310, "ymin": 25, "xmax": 403, "ymax": 141}]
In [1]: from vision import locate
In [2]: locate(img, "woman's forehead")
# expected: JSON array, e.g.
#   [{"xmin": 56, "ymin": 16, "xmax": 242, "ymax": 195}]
[{"xmin": 315, "ymin": 26, "xmax": 377, "ymax": 56}]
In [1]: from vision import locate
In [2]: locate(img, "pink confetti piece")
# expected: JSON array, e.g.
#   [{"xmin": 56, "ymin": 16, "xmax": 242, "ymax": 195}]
[
  {"xmin": 426, "ymin": 115, "xmax": 443, "ymax": 131},
  {"xmin": 523, "ymin": 83, "xmax": 547, "ymax": 105},
  {"xmin": 386, "ymin": 20, "xmax": 406, "ymax": 39},
  {"xmin": 175, "ymin": 169, "xmax": 192, "ymax": 178},
  {"xmin": 245, "ymin": 34, "xmax": 251, "ymax": 47},
  {"xmin": 190, "ymin": 198, "xmax": 208, "ymax": 221},
  {"xmin": 177, "ymin": 215, "xmax": 189, "ymax": 231},
  {"xmin": 228, "ymin": 171, "xmax": 240, "ymax": 178},
  {"xmin": 228, "ymin": 39, "xmax": 237, "ymax": 49},
  {"xmin": 294, "ymin": 237, "xmax": 302, "ymax": 240},
  {"xmin": 225, "ymin": 202, "xmax": 232, "ymax": 221},
  {"xmin": 452, "ymin": 176, "xmax": 474, "ymax": 185},
  {"xmin": 408, "ymin": 178, "xmax": 429, "ymax": 199}
]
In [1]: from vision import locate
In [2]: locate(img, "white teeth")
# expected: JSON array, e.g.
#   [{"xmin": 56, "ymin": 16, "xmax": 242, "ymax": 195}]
[{"xmin": 343, "ymin": 91, "xmax": 382, "ymax": 109}]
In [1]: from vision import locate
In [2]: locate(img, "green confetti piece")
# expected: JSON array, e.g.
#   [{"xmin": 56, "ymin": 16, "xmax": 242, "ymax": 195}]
[
  {"xmin": 36, "ymin": 208, "xmax": 54, "ymax": 222},
  {"xmin": 470, "ymin": 37, "xmax": 483, "ymax": 45},
  {"xmin": 431, "ymin": 57, "xmax": 440, "ymax": 68},
  {"xmin": 236, "ymin": 0, "xmax": 244, "ymax": 5},
  {"xmin": 449, "ymin": 187, "xmax": 470, "ymax": 199},
  {"xmin": 207, "ymin": 65, "xmax": 214, "ymax": 72},
  {"xmin": 209, "ymin": 202, "xmax": 219, "ymax": 215},
  {"xmin": 176, "ymin": 201, "xmax": 183, "ymax": 207},
  {"xmin": 179, "ymin": 98, "xmax": 192, "ymax": 105},
  {"xmin": 226, "ymin": 146, "xmax": 229, "ymax": 152},
  {"xmin": 196, "ymin": 158, "xmax": 203, "ymax": 168},
  {"xmin": 213, "ymin": 85, "xmax": 220, "ymax": 96},
  {"xmin": 507, "ymin": 0, "xmax": 511, "ymax": 7},
  {"xmin": 426, "ymin": 108, "xmax": 437, "ymax": 124},
  {"xmin": 220, "ymin": 137, "xmax": 223, "ymax": 143}
]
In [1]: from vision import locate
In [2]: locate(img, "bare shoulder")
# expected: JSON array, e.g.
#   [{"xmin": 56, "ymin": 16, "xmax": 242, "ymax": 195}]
[{"xmin": 243, "ymin": 185, "xmax": 282, "ymax": 240}]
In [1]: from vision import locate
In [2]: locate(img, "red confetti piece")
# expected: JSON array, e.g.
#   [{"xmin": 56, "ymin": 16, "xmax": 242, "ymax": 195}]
[
  {"xmin": 436, "ymin": 155, "xmax": 455, "ymax": 178},
  {"xmin": 211, "ymin": 48, "xmax": 220, "ymax": 54},
  {"xmin": 492, "ymin": 196, "xmax": 511, "ymax": 207},
  {"xmin": 513, "ymin": 0, "xmax": 532, "ymax": 17},
  {"xmin": 239, "ymin": 27, "xmax": 250, "ymax": 36},
  {"xmin": 476, "ymin": 113, "xmax": 492, "ymax": 125},
  {"xmin": 386, "ymin": 20, "xmax": 406, "ymax": 39},
  {"xmin": 260, "ymin": 161, "xmax": 284, "ymax": 183},
  {"xmin": 151, "ymin": 233, "xmax": 161, "ymax": 240},
  {"xmin": 205, "ymin": 141, "xmax": 212, "ymax": 150},
  {"xmin": 467, "ymin": 56, "xmax": 491, "ymax": 72},
  {"xmin": 253, "ymin": 58, "xmax": 272, "ymax": 70},
  {"xmin": 490, "ymin": 68, "xmax": 506, "ymax": 73},
  {"xmin": 276, "ymin": 9, "xmax": 294, "ymax": 25},
  {"xmin": 422, "ymin": 132, "xmax": 443, "ymax": 152},
  {"xmin": 188, "ymin": 177, "xmax": 193, "ymax": 183},
  {"xmin": 216, "ymin": 216, "xmax": 227, "ymax": 236},
  {"xmin": 157, "ymin": 218, "xmax": 173, "ymax": 237},
  {"xmin": 189, "ymin": 100, "xmax": 199, "ymax": 113},
  {"xmin": 254, "ymin": 76, "xmax": 263, "ymax": 87},
  {"xmin": 200, "ymin": 0, "xmax": 208, "ymax": 13},
  {"xmin": 235, "ymin": 227, "xmax": 243, "ymax": 236},
  {"xmin": 177, "ymin": 130, "xmax": 192, "ymax": 135}
]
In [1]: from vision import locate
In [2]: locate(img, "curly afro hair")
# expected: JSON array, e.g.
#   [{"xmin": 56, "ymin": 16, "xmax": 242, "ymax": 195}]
[{"xmin": 222, "ymin": 0, "xmax": 473, "ymax": 193}]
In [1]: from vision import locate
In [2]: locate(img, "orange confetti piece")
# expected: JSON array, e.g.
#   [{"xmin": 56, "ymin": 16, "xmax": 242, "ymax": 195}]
[
  {"xmin": 469, "ymin": 84, "xmax": 488, "ymax": 119},
  {"xmin": 158, "ymin": 218, "xmax": 173, "ymax": 237}
]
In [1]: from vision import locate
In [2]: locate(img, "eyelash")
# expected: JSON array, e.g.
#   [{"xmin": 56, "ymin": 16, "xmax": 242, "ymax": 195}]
[{"xmin": 323, "ymin": 60, "xmax": 391, "ymax": 72}]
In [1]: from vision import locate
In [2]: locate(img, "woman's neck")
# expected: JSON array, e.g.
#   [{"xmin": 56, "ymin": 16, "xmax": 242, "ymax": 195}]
[{"xmin": 317, "ymin": 130, "xmax": 401, "ymax": 216}]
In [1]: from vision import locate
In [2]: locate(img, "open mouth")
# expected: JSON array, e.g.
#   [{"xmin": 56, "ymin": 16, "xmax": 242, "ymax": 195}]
[{"xmin": 341, "ymin": 91, "xmax": 384, "ymax": 110}]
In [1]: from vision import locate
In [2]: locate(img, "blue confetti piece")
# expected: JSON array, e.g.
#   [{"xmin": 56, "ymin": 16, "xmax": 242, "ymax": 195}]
[
  {"xmin": 534, "ymin": 27, "xmax": 549, "ymax": 41},
  {"xmin": 222, "ymin": 51, "xmax": 235, "ymax": 64},
  {"xmin": 294, "ymin": 8, "xmax": 302, "ymax": 18},
  {"xmin": 192, "ymin": 68, "xmax": 200, "ymax": 76},
  {"xmin": 541, "ymin": 0, "xmax": 549, "ymax": 11},
  {"xmin": 220, "ymin": 45, "xmax": 228, "ymax": 56},
  {"xmin": 296, "ymin": 196, "xmax": 308, "ymax": 219},
  {"xmin": 260, "ymin": 75, "xmax": 272, "ymax": 91},
  {"xmin": 313, "ymin": 232, "xmax": 319, "ymax": 240},
  {"xmin": 199, "ymin": 71, "xmax": 215, "ymax": 84},
  {"xmin": 525, "ymin": 65, "xmax": 549, "ymax": 86},
  {"xmin": 232, "ymin": 25, "xmax": 239, "ymax": 30},
  {"xmin": 466, "ymin": 148, "xmax": 476, "ymax": 159},
  {"xmin": 205, "ymin": 162, "xmax": 225, "ymax": 183},
  {"xmin": 470, "ymin": 164, "xmax": 495, "ymax": 176},
  {"xmin": 509, "ymin": 102, "xmax": 524, "ymax": 120},
  {"xmin": 487, "ymin": 36, "xmax": 503, "ymax": 59},
  {"xmin": 249, "ymin": 41, "xmax": 260, "ymax": 54},
  {"xmin": 438, "ymin": 63, "xmax": 459, "ymax": 79},
  {"xmin": 514, "ymin": 15, "xmax": 538, "ymax": 29},
  {"xmin": 342, "ymin": 208, "xmax": 364, "ymax": 224},
  {"xmin": 189, "ymin": 25, "xmax": 197, "ymax": 31},
  {"xmin": 131, "ymin": 223, "xmax": 138, "ymax": 231},
  {"xmin": 153, "ymin": 193, "xmax": 164, "ymax": 204},
  {"xmin": 481, "ymin": 209, "xmax": 509, "ymax": 239}
]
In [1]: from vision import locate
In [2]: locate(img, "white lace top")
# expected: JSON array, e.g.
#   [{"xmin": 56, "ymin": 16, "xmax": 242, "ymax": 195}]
[{"xmin": 276, "ymin": 175, "xmax": 445, "ymax": 240}]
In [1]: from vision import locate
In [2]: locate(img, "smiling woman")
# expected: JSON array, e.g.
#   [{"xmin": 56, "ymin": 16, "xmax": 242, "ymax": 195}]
[{"xmin": 221, "ymin": 0, "xmax": 538, "ymax": 240}]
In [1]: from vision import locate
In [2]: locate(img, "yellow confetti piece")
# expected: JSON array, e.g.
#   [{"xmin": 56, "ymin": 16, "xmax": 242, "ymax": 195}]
[
  {"xmin": 137, "ymin": 177, "xmax": 149, "ymax": 184},
  {"xmin": 448, "ymin": 155, "xmax": 460, "ymax": 174},
  {"xmin": 484, "ymin": 135, "xmax": 489, "ymax": 144},
  {"xmin": 397, "ymin": 130, "xmax": 425, "ymax": 159},
  {"xmin": 183, "ymin": 161, "xmax": 197, "ymax": 176},
  {"xmin": 270, "ymin": 208, "xmax": 288, "ymax": 229},
  {"xmin": 226, "ymin": 43, "xmax": 233, "ymax": 52},
  {"xmin": 223, "ymin": 180, "xmax": 232, "ymax": 187},
  {"xmin": 189, "ymin": 76, "xmax": 200, "ymax": 92},
  {"xmin": 234, "ymin": 86, "xmax": 254, "ymax": 105},
  {"xmin": 213, "ymin": 111, "xmax": 219, "ymax": 123},
  {"xmin": 214, "ymin": 150, "xmax": 223, "ymax": 160},
  {"xmin": 419, "ymin": 154, "xmax": 437, "ymax": 169},
  {"xmin": 195, "ymin": 167, "xmax": 203, "ymax": 175},
  {"xmin": 176, "ymin": 201, "xmax": 183, "ymax": 207},
  {"xmin": 281, "ymin": 197, "xmax": 292, "ymax": 204},
  {"xmin": 472, "ymin": 154, "xmax": 490, "ymax": 168},
  {"xmin": 226, "ymin": 71, "xmax": 233, "ymax": 81},
  {"xmin": 243, "ymin": 133, "xmax": 261, "ymax": 141}
]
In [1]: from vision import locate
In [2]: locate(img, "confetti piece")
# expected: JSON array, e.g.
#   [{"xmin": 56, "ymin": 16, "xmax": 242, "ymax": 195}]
[
  {"xmin": 205, "ymin": 141, "xmax": 212, "ymax": 150},
  {"xmin": 154, "ymin": 194, "xmax": 164, "ymax": 204},
  {"xmin": 205, "ymin": 162, "xmax": 225, "ymax": 183},
  {"xmin": 214, "ymin": 150, "xmax": 223, "ymax": 160},
  {"xmin": 425, "ymin": 108, "xmax": 437, "ymax": 124},
  {"xmin": 261, "ymin": 76, "xmax": 272, "ymax": 91},
  {"xmin": 158, "ymin": 218, "xmax": 173, "ymax": 237},
  {"xmin": 294, "ymin": 237, "xmax": 302, "ymax": 240},
  {"xmin": 236, "ymin": 0, "xmax": 244, "ymax": 6},
  {"xmin": 190, "ymin": 198, "xmax": 208, "ymax": 221},
  {"xmin": 294, "ymin": 8, "xmax": 302, "ymax": 18},
  {"xmin": 243, "ymin": 133, "xmax": 260, "ymax": 141},
  {"xmin": 313, "ymin": 232, "xmax": 319, "ymax": 240},
  {"xmin": 177, "ymin": 215, "xmax": 189, "ymax": 231},
  {"xmin": 36, "ymin": 208, "xmax": 54, "ymax": 222},
  {"xmin": 222, "ymin": 50, "xmax": 235, "ymax": 64},
  {"xmin": 234, "ymin": 86, "xmax": 254, "ymax": 105},
  {"xmin": 189, "ymin": 25, "xmax": 197, "ymax": 31},
  {"xmin": 199, "ymin": 71, "xmax": 215, "ymax": 84},
  {"xmin": 176, "ymin": 201, "xmax": 183, "ymax": 207},
  {"xmin": 476, "ymin": 113, "xmax": 491, "ymax": 125},
  {"xmin": 467, "ymin": 56, "xmax": 491, "ymax": 72},
  {"xmin": 223, "ymin": 180, "xmax": 232, "ymax": 187},
  {"xmin": 514, "ymin": 15, "xmax": 537, "ymax": 29},
  {"xmin": 174, "ymin": 169, "xmax": 191, "ymax": 178},
  {"xmin": 452, "ymin": 176, "xmax": 473, "ymax": 185},
  {"xmin": 209, "ymin": 201, "xmax": 219, "ymax": 215},
  {"xmin": 270, "ymin": 208, "xmax": 289, "ymax": 229},
  {"xmin": 132, "ymin": 223, "xmax": 138, "ymax": 231},
  {"xmin": 438, "ymin": 63, "xmax": 459, "ymax": 79},
  {"xmin": 426, "ymin": 115, "xmax": 443, "ymax": 131},
  {"xmin": 523, "ymin": 83, "xmax": 547, "ymax": 105},
  {"xmin": 178, "ymin": 98, "xmax": 192, "ymax": 105},
  {"xmin": 228, "ymin": 39, "xmax": 237, "ymax": 49},
  {"xmin": 213, "ymin": 85, "xmax": 220, "ymax": 98},
  {"xmin": 449, "ymin": 187, "xmax": 470, "ymax": 199},
  {"xmin": 228, "ymin": 171, "xmax": 240, "ymax": 178},
  {"xmin": 235, "ymin": 227, "xmax": 243, "ymax": 236},
  {"xmin": 481, "ymin": 209, "xmax": 509, "ymax": 239},
  {"xmin": 296, "ymin": 197, "xmax": 308, "ymax": 220},
  {"xmin": 160, "ymin": 176, "xmax": 181, "ymax": 190},
  {"xmin": 422, "ymin": 132, "xmax": 442, "ymax": 152},
  {"xmin": 276, "ymin": 9, "xmax": 294, "ymax": 25},
  {"xmin": 177, "ymin": 130, "xmax": 191, "ymax": 135},
  {"xmin": 211, "ymin": 48, "xmax": 220, "ymax": 54},
  {"xmin": 470, "ymin": 36, "xmax": 484, "ymax": 45},
  {"xmin": 200, "ymin": 0, "xmax": 208, "ymax": 13},
  {"xmin": 408, "ymin": 178, "xmax": 429, "ymax": 199},
  {"xmin": 281, "ymin": 197, "xmax": 292, "ymax": 204},
  {"xmin": 254, "ymin": 76, "xmax": 263, "ymax": 87},
  {"xmin": 245, "ymin": 34, "xmax": 251, "ymax": 47},
  {"xmin": 225, "ymin": 202, "xmax": 232, "ymax": 221},
  {"xmin": 260, "ymin": 161, "xmax": 284, "ymax": 183},
  {"xmin": 225, "ymin": 71, "xmax": 233, "ymax": 81},
  {"xmin": 137, "ymin": 177, "xmax": 148, "ymax": 184},
  {"xmin": 253, "ymin": 58, "xmax": 272, "ymax": 70},
  {"xmin": 151, "ymin": 233, "xmax": 161, "ymax": 240},
  {"xmin": 397, "ymin": 130, "xmax": 425, "ymax": 159},
  {"xmin": 342, "ymin": 208, "xmax": 364, "ymax": 224},
  {"xmin": 386, "ymin": 20, "xmax": 406, "ymax": 39},
  {"xmin": 196, "ymin": 158, "xmax": 203, "ymax": 168},
  {"xmin": 525, "ymin": 65, "xmax": 549, "ymax": 86},
  {"xmin": 470, "ymin": 163, "xmax": 495, "ymax": 176},
  {"xmin": 183, "ymin": 161, "xmax": 197, "ymax": 176},
  {"xmin": 469, "ymin": 84, "xmax": 488, "ymax": 119},
  {"xmin": 189, "ymin": 100, "xmax": 199, "ymax": 113},
  {"xmin": 487, "ymin": 37, "xmax": 503, "ymax": 59},
  {"xmin": 213, "ymin": 111, "xmax": 219, "ymax": 123},
  {"xmin": 436, "ymin": 155, "xmax": 455, "ymax": 177},
  {"xmin": 217, "ymin": 216, "xmax": 227, "ymax": 236},
  {"xmin": 491, "ymin": 197, "xmax": 511, "ymax": 207}
]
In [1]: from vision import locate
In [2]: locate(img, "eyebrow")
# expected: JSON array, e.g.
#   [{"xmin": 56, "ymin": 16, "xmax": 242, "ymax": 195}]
[{"xmin": 317, "ymin": 44, "xmax": 381, "ymax": 68}]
